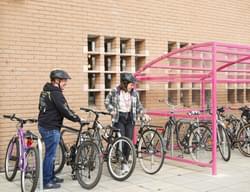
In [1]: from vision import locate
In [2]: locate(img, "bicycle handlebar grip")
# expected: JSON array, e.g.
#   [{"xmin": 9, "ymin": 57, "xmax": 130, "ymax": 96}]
[
  {"xmin": 3, "ymin": 114, "xmax": 15, "ymax": 120},
  {"xmin": 80, "ymin": 120, "xmax": 90, "ymax": 126},
  {"xmin": 80, "ymin": 107, "xmax": 92, "ymax": 113},
  {"xmin": 3, "ymin": 115, "xmax": 11, "ymax": 119},
  {"xmin": 27, "ymin": 119, "xmax": 38, "ymax": 123},
  {"xmin": 100, "ymin": 111, "xmax": 111, "ymax": 116}
]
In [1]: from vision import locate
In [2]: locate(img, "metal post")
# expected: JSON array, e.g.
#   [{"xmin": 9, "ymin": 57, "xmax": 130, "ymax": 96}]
[
  {"xmin": 201, "ymin": 81, "xmax": 205, "ymax": 111},
  {"xmin": 171, "ymin": 122, "xmax": 174, "ymax": 157},
  {"xmin": 211, "ymin": 43, "xmax": 217, "ymax": 175},
  {"xmin": 37, "ymin": 138, "xmax": 43, "ymax": 192}
]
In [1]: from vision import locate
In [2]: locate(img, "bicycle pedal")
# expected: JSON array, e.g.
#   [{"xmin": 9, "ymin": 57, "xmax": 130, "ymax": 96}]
[
  {"xmin": 183, "ymin": 149, "xmax": 190, "ymax": 154},
  {"xmin": 71, "ymin": 174, "xmax": 77, "ymax": 180}
]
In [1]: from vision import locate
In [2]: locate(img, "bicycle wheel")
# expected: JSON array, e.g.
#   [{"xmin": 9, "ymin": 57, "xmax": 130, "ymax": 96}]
[
  {"xmin": 107, "ymin": 136, "xmax": 136, "ymax": 181},
  {"xmin": 21, "ymin": 147, "xmax": 39, "ymax": 192},
  {"xmin": 189, "ymin": 125, "xmax": 212, "ymax": 163},
  {"xmin": 138, "ymin": 129, "xmax": 165, "ymax": 174},
  {"xmin": 176, "ymin": 121, "xmax": 192, "ymax": 153},
  {"xmin": 54, "ymin": 141, "xmax": 66, "ymax": 174},
  {"xmin": 217, "ymin": 125, "xmax": 231, "ymax": 161},
  {"xmin": 236, "ymin": 125, "xmax": 250, "ymax": 157},
  {"xmin": 75, "ymin": 141, "xmax": 103, "ymax": 189},
  {"xmin": 5, "ymin": 137, "xmax": 19, "ymax": 181}
]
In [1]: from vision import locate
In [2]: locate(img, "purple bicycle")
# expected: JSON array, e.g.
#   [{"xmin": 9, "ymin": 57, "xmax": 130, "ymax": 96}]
[{"xmin": 3, "ymin": 114, "xmax": 39, "ymax": 192}]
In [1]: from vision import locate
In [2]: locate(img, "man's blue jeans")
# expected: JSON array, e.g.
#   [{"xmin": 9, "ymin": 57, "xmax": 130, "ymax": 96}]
[{"xmin": 39, "ymin": 126, "xmax": 60, "ymax": 185}]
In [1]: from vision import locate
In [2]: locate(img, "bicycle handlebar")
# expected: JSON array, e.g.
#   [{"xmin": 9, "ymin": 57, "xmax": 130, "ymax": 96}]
[
  {"xmin": 61, "ymin": 120, "xmax": 90, "ymax": 133},
  {"xmin": 239, "ymin": 106, "xmax": 250, "ymax": 111},
  {"xmin": 80, "ymin": 107, "xmax": 111, "ymax": 116},
  {"xmin": 3, "ymin": 114, "xmax": 37, "ymax": 124},
  {"xmin": 187, "ymin": 111, "xmax": 201, "ymax": 116},
  {"xmin": 158, "ymin": 99, "xmax": 183, "ymax": 108}
]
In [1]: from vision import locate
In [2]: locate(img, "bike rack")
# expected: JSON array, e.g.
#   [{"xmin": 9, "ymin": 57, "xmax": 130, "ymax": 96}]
[{"xmin": 134, "ymin": 41, "xmax": 250, "ymax": 175}]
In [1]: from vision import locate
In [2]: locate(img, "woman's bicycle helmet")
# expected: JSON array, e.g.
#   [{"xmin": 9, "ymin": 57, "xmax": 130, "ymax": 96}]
[{"xmin": 120, "ymin": 73, "xmax": 137, "ymax": 83}]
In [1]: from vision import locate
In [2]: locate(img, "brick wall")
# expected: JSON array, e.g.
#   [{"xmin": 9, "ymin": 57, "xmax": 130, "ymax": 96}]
[{"xmin": 1, "ymin": 0, "xmax": 250, "ymax": 170}]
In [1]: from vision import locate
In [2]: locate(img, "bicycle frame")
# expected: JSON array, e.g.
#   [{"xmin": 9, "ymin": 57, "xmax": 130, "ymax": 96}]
[
  {"xmin": 18, "ymin": 122, "xmax": 28, "ymax": 172},
  {"xmin": 90, "ymin": 118, "xmax": 121, "ymax": 158},
  {"xmin": 80, "ymin": 108, "xmax": 117, "ymax": 156},
  {"xmin": 60, "ymin": 123, "xmax": 88, "ymax": 164},
  {"xmin": 8, "ymin": 118, "xmax": 36, "ymax": 172}
]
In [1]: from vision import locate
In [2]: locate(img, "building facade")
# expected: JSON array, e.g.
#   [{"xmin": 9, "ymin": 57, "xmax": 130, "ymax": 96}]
[{"xmin": 1, "ymin": 0, "xmax": 250, "ymax": 170}]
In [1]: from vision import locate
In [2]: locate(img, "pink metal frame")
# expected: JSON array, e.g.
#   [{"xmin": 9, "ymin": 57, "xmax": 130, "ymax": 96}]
[{"xmin": 134, "ymin": 42, "xmax": 250, "ymax": 175}]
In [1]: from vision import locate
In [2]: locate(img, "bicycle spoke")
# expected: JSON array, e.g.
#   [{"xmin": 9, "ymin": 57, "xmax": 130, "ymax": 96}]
[
  {"xmin": 138, "ymin": 129, "xmax": 165, "ymax": 174},
  {"xmin": 75, "ymin": 141, "xmax": 102, "ymax": 189}
]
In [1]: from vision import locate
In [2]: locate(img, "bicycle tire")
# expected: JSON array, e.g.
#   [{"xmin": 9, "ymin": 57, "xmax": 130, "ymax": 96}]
[
  {"xmin": 107, "ymin": 136, "xmax": 136, "ymax": 181},
  {"xmin": 163, "ymin": 121, "xmax": 172, "ymax": 150},
  {"xmin": 176, "ymin": 121, "xmax": 192, "ymax": 153},
  {"xmin": 138, "ymin": 129, "xmax": 165, "ymax": 174},
  {"xmin": 236, "ymin": 124, "xmax": 250, "ymax": 157},
  {"xmin": 217, "ymin": 125, "xmax": 231, "ymax": 161},
  {"xmin": 189, "ymin": 125, "xmax": 212, "ymax": 163},
  {"xmin": 21, "ymin": 147, "xmax": 39, "ymax": 192},
  {"xmin": 5, "ymin": 137, "xmax": 19, "ymax": 181},
  {"xmin": 54, "ymin": 141, "xmax": 66, "ymax": 174},
  {"xmin": 229, "ymin": 118, "xmax": 241, "ymax": 136},
  {"xmin": 75, "ymin": 141, "xmax": 103, "ymax": 189}
]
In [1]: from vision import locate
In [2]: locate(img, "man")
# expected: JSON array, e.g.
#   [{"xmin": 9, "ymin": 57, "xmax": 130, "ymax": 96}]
[{"xmin": 38, "ymin": 69, "xmax": 81, "ymax": 189}]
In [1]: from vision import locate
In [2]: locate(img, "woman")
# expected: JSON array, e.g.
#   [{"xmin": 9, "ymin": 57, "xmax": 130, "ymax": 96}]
[{"xmin": 104, "ymin": 73, "xmax": 150, "ymax": 172}]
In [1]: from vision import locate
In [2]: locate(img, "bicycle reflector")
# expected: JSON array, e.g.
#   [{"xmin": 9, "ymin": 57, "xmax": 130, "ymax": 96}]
[{"xmin": 26, "ymin": 138, "xmax": 33, "ymax": 147}]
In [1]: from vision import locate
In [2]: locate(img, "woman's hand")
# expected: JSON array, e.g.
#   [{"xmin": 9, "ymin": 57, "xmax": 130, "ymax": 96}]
[
  {"xmin": 143, "ymin": 114, "xmax": 151, "ymax": 122},
  {"xmin": 110, "ymin": 111, "xmax": 116, "ymax": 117}
]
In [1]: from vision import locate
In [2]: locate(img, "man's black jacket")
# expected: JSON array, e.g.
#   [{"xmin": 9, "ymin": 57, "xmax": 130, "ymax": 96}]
[{"xmin": 38, "ymin": 83, "xmax": 80, "ymax": 130}]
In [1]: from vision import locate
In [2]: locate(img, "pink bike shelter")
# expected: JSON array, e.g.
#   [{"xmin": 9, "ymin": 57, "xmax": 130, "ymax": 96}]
[{"xmin": 134, "ymin": 42, "xmax": 250, "ymax": 175}]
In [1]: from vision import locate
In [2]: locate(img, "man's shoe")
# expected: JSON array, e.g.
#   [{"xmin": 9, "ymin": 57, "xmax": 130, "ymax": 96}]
[
  {"xmin": 43, "ymin": 182, "xmax": 61, "ymax": 189},
  {"xmin": 52, "ymin": 176, "xmax": 64, "ymax": 183}
]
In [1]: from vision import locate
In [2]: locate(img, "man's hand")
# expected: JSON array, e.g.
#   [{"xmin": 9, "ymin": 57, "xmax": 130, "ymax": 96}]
[{"xmin": 79, "ymin": 118, "xmax": 89, "ymax": 126}]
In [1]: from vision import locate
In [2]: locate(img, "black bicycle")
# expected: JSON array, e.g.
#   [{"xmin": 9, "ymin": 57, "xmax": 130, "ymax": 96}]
[
  {"xmin": 157, "ymin": 101, "xmax": 195, "ymax": 155},
  {"xmin": 80, "ymin": 107, "xmax": 136, "ymax": 181},
  {"xmin": 226, "ymin": 106, "xmax": 250, "ymax": 157},
  {"xmin": 163, "ymin": 111, "xmax": 197, "ymax": 155},
  {"xmin": 189, "ymin": 107, "xmax": 231, "ymax": 162},
  {"xmin": 49, "ymin": 121, "xmax": 103, "ymax": 189}
]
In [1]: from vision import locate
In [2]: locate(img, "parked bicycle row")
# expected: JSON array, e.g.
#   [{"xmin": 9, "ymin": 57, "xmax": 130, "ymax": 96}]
[
  {"xmin": 3, "ymin": 69, "xmax": 250, "ymax": 191},
  {"xmin": 3, "ymin": 105, "xmax": 250, "ymax": 191},
  {"xmin": 2, "ymin": 107, "xmax": 166, "ymax": 191},
  {"xmin": 153, "ymin": 104, "xmax": 250, "ymax": 164}
]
